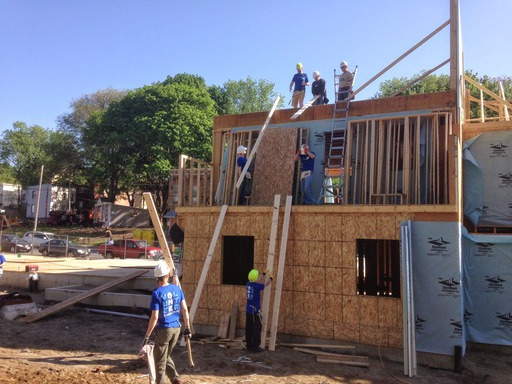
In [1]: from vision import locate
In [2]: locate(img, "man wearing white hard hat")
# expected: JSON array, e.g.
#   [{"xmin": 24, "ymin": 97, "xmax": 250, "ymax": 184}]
[
  {"xmin": 143, "ymin": 261, "xmax": 190, "ymax": 384},
  {"xmin": 311, "ymin": 71, "xmax": 328, "ymax": 105},
  {"xmin": 338, "ymin": 61, "xmax": 354, "ymax": 101},
  {"xmin": 236, "ymin": 145, "xmax": 252, "ymax": 205}
]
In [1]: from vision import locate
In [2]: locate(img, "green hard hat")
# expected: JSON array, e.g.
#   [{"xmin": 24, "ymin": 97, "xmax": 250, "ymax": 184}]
[{"xmin": 248, "ymin": 269, "xmax": 259, "ymax": 282}]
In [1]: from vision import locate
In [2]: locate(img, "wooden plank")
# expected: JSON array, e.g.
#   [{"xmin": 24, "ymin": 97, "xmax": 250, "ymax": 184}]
[
  {"xmin": 228, "ymin": 301, "xmax": 238, "ymax": 340},
  {"xmin": 278, "ymin": 342, "xmax": 356, "ymax": 350},
  {"xmin": 295, "ymin": 347, "xmax": 369, "ymax": 366},
  {"xmin": 317, "ymin": 356, "xmax": 370, "ymax": 367},
  {"xmin": 260, "ymin": 195, "xmax": 281, "ymax": 349},
  {"xmin": 187, "ymin": 205, "xmax": 228, "ymax": 325},
  {"xmin": 236, "ymin": 96, "xmax": 280, "ymax": 189},
  {"xmin": 290, "ymin": 95, "xmax": 320, "ymax": 120},
  {"xmin": 143, "ymin": 192, "xmax": 177, "ymax": 284},
  {"xmin": 218, "ymin": 313, "xmax": 230, "ymax": 339},
  {"xmin": 268, "ymin": 195, "xmax": 292, "ymax": 351},
  {"xmin": 22, "ymin": 269, "xmax": 147, "ymax": 323}
]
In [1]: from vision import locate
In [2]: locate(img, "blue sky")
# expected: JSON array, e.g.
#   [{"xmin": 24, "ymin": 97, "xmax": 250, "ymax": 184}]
[{"xmin": 0, "ymin": 0, "xmax": 510, "ymax": 133}]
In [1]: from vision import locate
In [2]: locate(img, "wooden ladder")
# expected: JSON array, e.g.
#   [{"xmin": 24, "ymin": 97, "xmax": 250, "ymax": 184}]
[{"xmin": 318, "ymin": 66, "xmax": 358, "ymax": 204}]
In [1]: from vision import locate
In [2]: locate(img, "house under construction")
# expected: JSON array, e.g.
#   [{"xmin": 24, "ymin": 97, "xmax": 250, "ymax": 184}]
[{"xmin": 171, "ymin": 0, "xmax": 512, "ymax": 371}]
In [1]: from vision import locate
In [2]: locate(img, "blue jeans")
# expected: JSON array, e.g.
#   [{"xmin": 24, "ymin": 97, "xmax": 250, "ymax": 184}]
[{"xmin": 301, "ymin": 172, "xmax": 314, "ymax": 205}]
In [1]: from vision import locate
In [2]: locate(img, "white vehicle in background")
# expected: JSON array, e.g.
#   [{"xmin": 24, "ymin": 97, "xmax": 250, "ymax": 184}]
[{"xmin": 22, "ymin": 231, "xmax": 60, "ymax": 248}]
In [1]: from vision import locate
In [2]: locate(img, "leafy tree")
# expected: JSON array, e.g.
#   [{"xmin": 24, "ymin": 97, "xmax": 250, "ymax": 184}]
[
  {"xmin": 83, "ymin": 75, "xmax": 216, "ymax": 213},
  {"xmin": 0, "ymin": 162, "xmax": 16, "ymax": 184},
  {"xmin": 374, "ymin": 72, "xmax": 450, "ymax": 98},
  {"xmin": 210, "ymin": 76, "xmax": 284, "ymax": 115},
  {"xmin": 0, "ymin": 122, "xmax": 52, "ymax": 187},
  {"xmin": 0, "ymin": 122, "xmax": 83, "ymax": 189}
]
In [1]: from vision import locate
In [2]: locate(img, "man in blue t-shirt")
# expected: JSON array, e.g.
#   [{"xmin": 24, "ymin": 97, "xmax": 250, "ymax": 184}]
[
  {"xmin": 294, "ymin": 144, "xmax": 316, "ymax": 205},
  {"xmin": 237, "ymin": 145, "xmax": 252, "ymax": 205},
  {"xmin": 245, "ymin": 268, "xmax": 273, "ymax": 352},
  {"xmin": 289, "ymin": 62, "xmax": 310, "ymax": 108},
  {"xmin": 0, "ymin": 253, "xmax": 6, "ymax": 281},
  {"xmin": 144, "ymin": 262, "xmax": 190, "ymax": 384}
]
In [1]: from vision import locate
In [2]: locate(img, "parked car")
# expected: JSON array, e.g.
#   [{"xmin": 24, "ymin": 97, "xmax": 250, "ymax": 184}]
[
  {"xmin": 38, "ymin": 239, "xmax": 91, "ymax": 258},
  {"xmin": 22, "ymin": 231, "xmax": 60, "ymax": 247},
  {"xmin": 0, "ymin": 234, "xmax": 32, "ymax": 253},
  {"xmin": 97, "ymin": 239, "xmax": 163, "ymax": 259}
]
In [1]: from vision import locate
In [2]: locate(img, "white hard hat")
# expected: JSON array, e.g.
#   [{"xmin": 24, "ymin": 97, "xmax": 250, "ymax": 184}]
[
  {"xmin": 340, "ymin": 61, "xmax": 348, "ymax": 68},
  {"xmin": 313, "ymin": 71, "xmax": 320, "ymax": 77},
  {"xmin": 237, "ymin": 145, "xmax": 247, "ymax": 154},
  {"xmin": 154, "ymin": 261, "xmax": 171, "ymax": 278}
]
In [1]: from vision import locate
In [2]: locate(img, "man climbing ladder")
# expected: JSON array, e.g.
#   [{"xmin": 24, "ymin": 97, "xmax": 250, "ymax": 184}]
[{"xmin": 318, "ymin": 61, "xmax": 358, "ymax": 204}]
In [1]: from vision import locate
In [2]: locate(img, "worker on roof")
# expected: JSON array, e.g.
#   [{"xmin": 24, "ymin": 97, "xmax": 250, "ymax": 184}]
[
  {"xmin": 338, "ymin": 61, "xmax": 354, "ymax": 101},
  {"xmin": 289, "ymin": 62, "xmax": 310, "ymax": 108},
  {"xmin": 312, "ymin": 71, "xmax": 328, "ymax": 105}
]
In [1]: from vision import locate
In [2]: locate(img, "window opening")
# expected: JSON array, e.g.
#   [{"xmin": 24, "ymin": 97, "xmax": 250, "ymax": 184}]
[{"xmin": 222, "ymin": 235, "xmax": 254, "ymax": 285}]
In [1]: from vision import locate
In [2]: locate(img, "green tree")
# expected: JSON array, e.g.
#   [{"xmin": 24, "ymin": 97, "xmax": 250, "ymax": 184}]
[
  {"xmin": 83, "ymin": 75, "xmax": 216, "ymax": 213},
  {"xmin": 374, "ymin": 72, "xmax": 450, "ymax": 98},
  {"xmin": 210, "ymin": 76, "xmax": 284, "ymax": 115},
  {"xmin": 0, "ymin": 122, "xmax": 52, "ymax": 187},
  {"xmin": 0, "ymin": 162, "xmax": 16, "ymax": 184}
]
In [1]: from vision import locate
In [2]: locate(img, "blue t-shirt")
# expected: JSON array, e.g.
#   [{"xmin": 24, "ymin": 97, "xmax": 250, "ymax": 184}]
[
  {"xmin": 299, "ymin": 151, "xmax": 315, "ymax": 172},
  {"xmin": 237, "ymin": 155, "xmax": 250, "ymax": 175},
  {"xmin": 246, "ymin": 281, "xmax": 265, "ymax": 314},
  {"xmin": 0, "ymin": 254, "xmax": 5, "ymax": 270},
  {"xmin": 291, "ymin": 73, "xmax": 309, "ymax": 92},
  {"xmin": 149, "ymin": 284, "xmax": 185, "ymax": 328}
]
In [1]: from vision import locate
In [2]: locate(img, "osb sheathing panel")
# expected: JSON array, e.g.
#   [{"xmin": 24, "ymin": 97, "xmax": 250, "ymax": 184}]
[
  {"xmin": 343, "ymin": 296, "xmax": 360, "ymax": 325},
  {"xmin": 196, "ymin": 214, "xmax": 213, "ymax": 238},
  {"xmin": 359, "ymin": 296, "xmax": 379, "ymax": 326},
  {"xmin": 194, "ymin": 307, "xmax": 209, "ymax": 324},
  {"xmin": 341, "ymin": 241, "xmax": 356, "ymax": 269},
  {"xmin": 292, "ymin": 214, "xmax": 326, "ymax": 242},
  {"xmin": 360, "ymin": 326, "xmax": 389, "ymax": 346},
  {"xmin": 388, "ymin": 328, "xmax": 403, "ymax": 348},
  {"xmin": 342, "ymin": 214, "xmax": 378, "ymax": 240},
  {"xmin": 378, "ymin": 298, "xmax": 400, "ymax": 328},
  {"xmin": 325, "ymin": 215, "xmax": 343, "ymax": 242},
  {"xmin": 292, "ymin": 265, "xmax": 324, "ymax": 294},
  {"xmin": 325, "ymin": 294, "xmax": 343, "ymax": 322},
  {"xmin": 325, "ymin": 267, "xmax": 343, "ymax": 295},
  {"xmin": 334, "ymin": 322, "xmax": 360, "ymax": 344},
  {"xmin": 293, "ymin": 240, "xmax": 325, "ymax": 267},
  {"xmin": 251, "ymin": 128, "xmax": 297, "ymax": 206},
  {"xmin": 342, "ymin": 268, "xmax": 357, "ymax": 296},
  {"xmin": 325, "ymin": 241, "xmax": 343, "ymax": 268},
  {"xmin": 375, "ymin": 215, "xmax": 398, "ymax": 239},
  {"xmin": 183, "ymin": 215, "xmax": 197, "ymax": 238},
  {"xmin": 284, "ymin": 317, "xmax": 333, "ymax": 340}
]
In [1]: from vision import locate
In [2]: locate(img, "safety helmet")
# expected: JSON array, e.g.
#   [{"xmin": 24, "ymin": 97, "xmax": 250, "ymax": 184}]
[
  {"xmin": 248, "ymin": 269, "xmax": 259, "ymax": 282},
  {"xmin": 340, "ymin": 61, "xmax": 348, "ymax": 68},
  {"xmin": 296, "ymin": 62, "xmax": 303, "ymax": 69},
  {"xmin": 154, "ymin": 261, "xmax": 171, "ymax": 278},
  {"xmin": 237, "ymin": 145, "xmax": 247, "ymax": 154},
  {"xmin": 300, "ymin": 144, "xmax": 309, "ymax": 155},
  {"xmin": 313, "ymin": 71, "xmax": 320, "ymax": 78}
]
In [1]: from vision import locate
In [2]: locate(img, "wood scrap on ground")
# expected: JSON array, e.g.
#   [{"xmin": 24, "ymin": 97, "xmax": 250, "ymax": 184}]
[{"xmin": 293, "ymin": 346, "xmax": 369, "ymax": 367}]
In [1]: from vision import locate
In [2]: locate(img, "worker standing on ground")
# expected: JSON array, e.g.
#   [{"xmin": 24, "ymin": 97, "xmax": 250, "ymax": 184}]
[
  {"xmin": 312, "ymin": 71, "xmax": 328, "ymax": 105},
  {"xmin": 338, "ymin": 61, "xmax": 354, "ymax": 101},
  {"xmin": 245, "ymin": 268, "xmax": 272, "ymax": 352},
  {"xmin": 143, "ymin": 261, "xmax": 191, "ymax": 384},
  {"xmin": 294, "ymin": 144, "xmax": 316, "ymax": 205},
  {"xmin": 289, "ymin": 62, "xmax": 310, "ymax": 108},
  {"xmin": 0, "ymin": 253, "xmax": 6, "ymax": 281},
  {"xmin": 236, "ymin": 145, "xmax": 252, "ymax": 205}
]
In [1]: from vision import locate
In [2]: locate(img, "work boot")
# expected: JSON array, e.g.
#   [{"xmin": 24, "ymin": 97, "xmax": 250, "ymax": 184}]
[{"xmin": 172, "ymin": 378, "xmax": 183, "ymax": 384}]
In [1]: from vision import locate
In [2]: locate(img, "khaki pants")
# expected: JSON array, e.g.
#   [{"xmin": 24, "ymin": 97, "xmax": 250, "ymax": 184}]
[{"xmin": 292, "ymin": 90, "xmax": 305, "ymax": 108}]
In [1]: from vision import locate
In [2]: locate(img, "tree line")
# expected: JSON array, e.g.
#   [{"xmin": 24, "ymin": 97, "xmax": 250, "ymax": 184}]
[{"xmin": 0, "ymin": 70, "xmax": 510, "ymax": 215}]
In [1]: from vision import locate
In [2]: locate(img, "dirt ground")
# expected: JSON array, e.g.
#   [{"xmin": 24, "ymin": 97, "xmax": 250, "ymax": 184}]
[{"xmin": 1, "ymin": 287, "xmax": 512, "ymax": 384}]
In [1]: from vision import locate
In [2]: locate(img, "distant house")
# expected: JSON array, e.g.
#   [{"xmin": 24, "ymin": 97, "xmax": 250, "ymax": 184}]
[
  {"xmin": 0, "ymin": 183, "xmax": 22, "ymax": 209},
  {"xmin": 25, "ymin": 184, "xmax": 75, "ymax": 220}
]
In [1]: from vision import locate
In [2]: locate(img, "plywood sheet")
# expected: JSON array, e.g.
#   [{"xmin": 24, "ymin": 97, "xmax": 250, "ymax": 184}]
[{"xmin": 251, "ymin": 128, "xmax": 298, "ymax": 206}]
